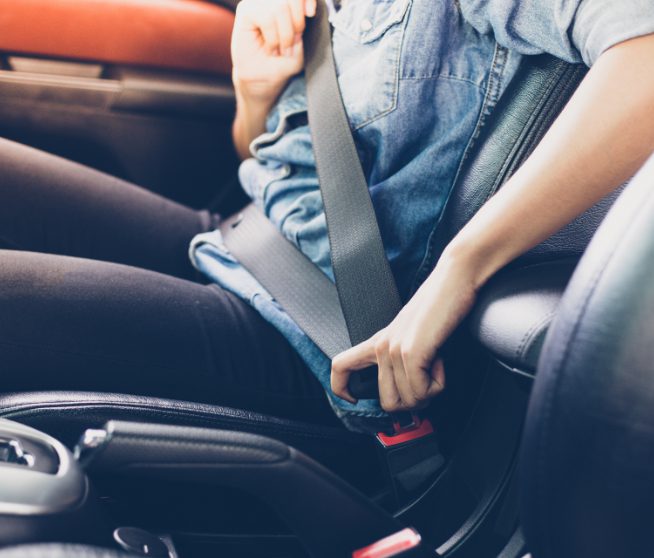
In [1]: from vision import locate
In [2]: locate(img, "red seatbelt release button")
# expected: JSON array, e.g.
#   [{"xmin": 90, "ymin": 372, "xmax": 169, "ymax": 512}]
[
  {"xmin": 352, "ymin": 528, "xmax": 422, "ymax": 558},
  {"xmin": 376, "ymin": 414, "xmax": 434, "ymax": 447}
]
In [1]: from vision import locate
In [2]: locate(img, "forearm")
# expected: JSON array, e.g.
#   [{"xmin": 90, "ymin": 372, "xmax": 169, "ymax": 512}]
[{"xmin": 443, "ymin": 33, "xmax": 654, "ymax": 287}]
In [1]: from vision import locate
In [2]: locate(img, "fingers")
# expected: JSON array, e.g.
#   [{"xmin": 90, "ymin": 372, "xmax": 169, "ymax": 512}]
[
  {"xmin": 429, "ymin": 357, "xmax": 446, "ymax": 396},
  {"xmin": 276, "ymin": 2, "xmax": 297, "ymax": 54},
  {"xmin": 373, "ymin": 331, "xmax": 447, "ymax": 412},
  {"xmin": 237, "ymin": 0, "xmax": 313, "ymax": 56},
  {"xmin": 376, "ymin": 338, "xmax": 402, "ymax": 412},
  {"xmin": 331, "ymin": 326, "xmax": 448, "ymax": 412},
  {"xmin": 305, "ymin": 0, "xmax": 317, "ymax": 17},
  {"xmin": 388, "ymin": 341, "xmax": 421, "ymax": 412},
  {"xmin": 288, "ymin": 0, "xmax": 307, "ymax": 34},
  {"xmin": 331, "ymin": 339, "xmax": 377, "ymax": 403},
  {"xmin": 257, "ymin": 14, "xmax": 281, "ymax": 55}
]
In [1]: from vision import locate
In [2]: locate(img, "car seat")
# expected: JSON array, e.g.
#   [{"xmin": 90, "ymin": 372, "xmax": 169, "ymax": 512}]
[{"xmin": 0, "ymin": 155, "xmax": 651, "ymax": 555}]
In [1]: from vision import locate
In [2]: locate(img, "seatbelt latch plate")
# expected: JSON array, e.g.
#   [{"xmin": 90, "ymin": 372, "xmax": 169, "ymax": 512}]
[{"xmin": 376, "ymin": 415, "xmax": 434, "ymax": 448}]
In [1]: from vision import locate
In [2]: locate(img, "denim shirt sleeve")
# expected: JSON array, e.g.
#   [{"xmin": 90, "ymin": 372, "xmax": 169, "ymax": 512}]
[{"xmin": 459, "ymin": 0, "xmax": 654, "ymax": 66}]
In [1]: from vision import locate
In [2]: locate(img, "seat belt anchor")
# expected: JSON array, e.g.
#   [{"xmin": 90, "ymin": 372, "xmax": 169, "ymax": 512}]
[{"xmin": 375, "ymin": 415, "xmax": 444, "ymax": 502}]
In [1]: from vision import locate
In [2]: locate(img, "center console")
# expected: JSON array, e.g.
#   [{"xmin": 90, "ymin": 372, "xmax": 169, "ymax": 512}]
[{"xmin": 0, "ymin": 418, "xmax": 429, "ymax": 558}]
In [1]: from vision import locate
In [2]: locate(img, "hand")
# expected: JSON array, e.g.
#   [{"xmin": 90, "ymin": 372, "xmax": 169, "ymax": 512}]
[
  {"xmin": 231, "ymin": 0, "xmax": 317, "ymax": 103},
  {"xmin": 331, "ymin": 252, "xmax": 480, "ymax": 413}
]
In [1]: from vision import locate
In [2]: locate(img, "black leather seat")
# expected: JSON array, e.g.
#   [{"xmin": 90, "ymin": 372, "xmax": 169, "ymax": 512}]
[
  {"xmin": 0, "ymin": 391, "xmax": 381, "ymax": 488},
  {"xmin": 0, "ymin": 54, "xmax": 606, "ymax": 471},
  {"xmin": 0, "ymin": 545, "xmax": 139, "ymax": 558},
  {"xmin": 445, "ymin": 55, "xmax": 621, "ymax": 378},
  {"xmin": 520, "ymin": 153, "xmax": 654, "ymax": 557},
  {"xmin": 3, "ymin": 156, "xmax": 652, "ymax": 557}
]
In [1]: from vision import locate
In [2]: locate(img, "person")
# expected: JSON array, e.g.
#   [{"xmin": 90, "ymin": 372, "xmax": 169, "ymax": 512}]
[{"xmin": 0, "ymin": 0, "xmax": 652, "ymax": 432}]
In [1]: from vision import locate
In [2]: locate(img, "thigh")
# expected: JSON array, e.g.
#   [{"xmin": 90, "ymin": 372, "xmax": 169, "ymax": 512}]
[
  {"xmin": 0, "ymin": 138, "xmax": 211, "ymax": 280},
  {"xmin": 0, "ymin": 250, "xmax": 336, "ymax": 424}
]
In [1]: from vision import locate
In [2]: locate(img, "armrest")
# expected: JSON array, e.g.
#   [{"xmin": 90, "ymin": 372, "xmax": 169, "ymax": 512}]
[
  {"xmin": 469, "ymin": 260, "xmax": 577, "ymax": 376},
  {"xmin": 79, "ymin": 421, "xmax": 426, "ymax": 558}
]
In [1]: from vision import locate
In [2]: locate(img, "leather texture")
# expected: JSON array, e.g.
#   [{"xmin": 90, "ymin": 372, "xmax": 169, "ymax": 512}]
[
  {"xmin": 436, "ymin": 54, "xmax": 619, "ymax": 374},
  {"xmin": 520, "ymin": 154, "xmax": 654, "ymax": 558},
  {"xmin": 93, "ymin": 420, "xmax": 292, "ymax": 469},
  {"xmin": 87, "ymin": 421, "xmax": 402, "ymax": 558},
  {"xmin": 0, "ymin": 0, "xmax": 234, "ymax": 76},
  {"xmin": 0, "ymin": 391, "xmax": 379, "ymax": 483},
  {"xmin": 0, "ymin": 545, "xmax": 137, "ymax": 558},
  {"xmin": 469, "ymin": 260, "xmax": 577, "ymax": 375}
]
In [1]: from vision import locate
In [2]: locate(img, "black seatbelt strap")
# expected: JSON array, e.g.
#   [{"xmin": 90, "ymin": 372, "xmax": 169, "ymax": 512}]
[
  {"xmin": 220, "ymin": 204, "xmax": 350, "ymax": 359},
  {"xmin": 222, "ymin": 0, "xmax": 400, "ymax": 398},
  {"xmin": 303, "ymin": 0, "xmax": 402, "ymax": 346},
  {"xmin": 220, "ymin": 0, "xmax": 442, "ymax": 505}
]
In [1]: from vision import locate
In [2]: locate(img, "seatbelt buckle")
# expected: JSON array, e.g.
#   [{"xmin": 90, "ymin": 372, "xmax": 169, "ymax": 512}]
[
  {"xmin": 352, "ymin": 527, "xmax": 424, "ymax": 558},
  {"xmin": 375, "ymin": 414, "xmax": 444, "ymax": 503},
  {"xmin": 376, "ymin": 414, "xmax": 434, "ymax": 447}
]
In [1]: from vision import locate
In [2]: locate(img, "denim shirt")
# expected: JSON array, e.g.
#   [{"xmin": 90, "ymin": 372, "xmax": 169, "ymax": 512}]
[{"xmin": 191, "ymin": 0, "xmax": 654, "ymax": 432}]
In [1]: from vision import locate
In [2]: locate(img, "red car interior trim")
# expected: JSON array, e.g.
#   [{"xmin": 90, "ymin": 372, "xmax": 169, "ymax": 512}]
[
  {"xmin": 0, "ymin": 0, "xmax": 234, "ymax": 76},
  {"xmin": 352, "ymin": 528, "xmax": 422, "ymax": 558}
]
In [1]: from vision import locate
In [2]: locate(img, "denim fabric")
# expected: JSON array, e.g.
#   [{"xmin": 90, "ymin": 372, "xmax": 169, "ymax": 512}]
[{"xmin": 191, "ymin": 0, "xmax": 654, "ymax": 431}]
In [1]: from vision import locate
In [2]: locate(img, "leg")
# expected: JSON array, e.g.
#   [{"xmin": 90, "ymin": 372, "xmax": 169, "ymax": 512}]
[
  {"xmin": 0, "ymin": 250, "xmax": 337, "ymax": 424},
  {"xmin": 0, "ymin": 138, "xmax": 211, "ymax": 279}
]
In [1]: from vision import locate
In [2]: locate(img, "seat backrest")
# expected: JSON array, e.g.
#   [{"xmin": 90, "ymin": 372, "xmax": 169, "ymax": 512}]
[
  {"xmin": 415, "ymin": 54, "xmax": 619, "ymax": 286},
  {"xmin": 520, "ymin": 153, "xmax": 654, "ymax": 558}
]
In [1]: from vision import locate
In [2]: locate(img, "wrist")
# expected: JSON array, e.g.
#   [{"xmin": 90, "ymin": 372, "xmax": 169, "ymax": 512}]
[
  {"xmin": 437, "ymin": 238, "xmax": 499, "ymax": 294},
  {"xmin": 233, "ymin": 69, "xmax": 286, "ymax": 108}
]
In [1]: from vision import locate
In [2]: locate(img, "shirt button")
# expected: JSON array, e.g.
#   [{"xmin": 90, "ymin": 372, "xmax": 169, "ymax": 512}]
[{"xmin": 360, "ymin": 18, "xmax": 373, "ymax": 32}]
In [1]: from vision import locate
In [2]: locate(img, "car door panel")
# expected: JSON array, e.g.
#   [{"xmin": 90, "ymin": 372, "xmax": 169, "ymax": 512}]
[
  {"xmin": 0, "ymin": 0, "xmax": 238, "ymax": 208},
  {"xmin": 0, "ymin": 0, "xmax": 233, "ymax": 75}
]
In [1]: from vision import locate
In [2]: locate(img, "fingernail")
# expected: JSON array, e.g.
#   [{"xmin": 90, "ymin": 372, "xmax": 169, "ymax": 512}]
[{"xmin": 305, "ymin": 0, "xmax": 316, "ymax": 16}]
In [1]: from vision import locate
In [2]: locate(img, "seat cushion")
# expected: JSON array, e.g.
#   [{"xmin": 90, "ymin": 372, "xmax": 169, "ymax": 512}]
[
  {"xmin": 0, "ymin": 391, "xmax": 381, "ymax": 489},
  {"xmin": 520, "ymin": 154, "xmax": 654, "ymax": 558},
  {"xmin": 0, "ymin": 545, "xmax": 137, "ymax": 558}
]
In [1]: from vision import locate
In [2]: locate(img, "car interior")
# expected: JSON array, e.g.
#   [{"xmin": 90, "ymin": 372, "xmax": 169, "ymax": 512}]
[{"xmin": 0, "ymin": 1, "xmax": 651, "ymax": 557}]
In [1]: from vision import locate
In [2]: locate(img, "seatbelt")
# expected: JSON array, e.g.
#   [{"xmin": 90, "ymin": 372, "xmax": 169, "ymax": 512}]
[
  {"xmin": 222, "ymin": 0, "xmax": 400, "ymax": 399},
  {"xmin": 221, "ymin": 0, "xmax": 442, "ymax": 505},
  {"xmin": 220, "ymin": 204, "xmax": 350, "ymax": 359},
  {"xmin": 220, "ymin": 0, "xmax": 408, "ymax": 400},
  {"xmin": 303, "ymin": 0, "xmax": 402, "ymax": 346}
]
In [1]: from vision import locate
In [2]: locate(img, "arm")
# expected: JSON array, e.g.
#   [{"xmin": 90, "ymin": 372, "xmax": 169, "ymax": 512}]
[
  {"xmin": 331, "ymin": 33, "xmax": 654, "ymax": 411},
  {"xmin": 230, "ymin": 0, "xmax": 316, "ymax": 160}
]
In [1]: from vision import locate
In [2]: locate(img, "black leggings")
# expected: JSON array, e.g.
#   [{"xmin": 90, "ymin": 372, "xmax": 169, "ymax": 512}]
[{"xmin": 0, "ymin": 138, "xmax": 338, "ymax": 425}]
